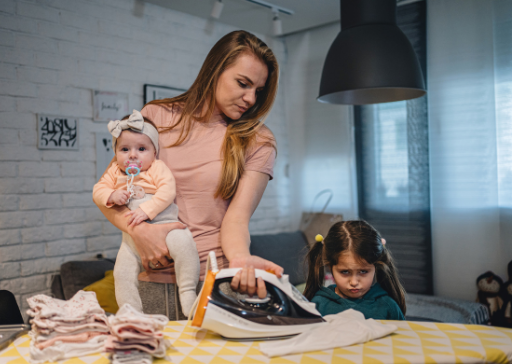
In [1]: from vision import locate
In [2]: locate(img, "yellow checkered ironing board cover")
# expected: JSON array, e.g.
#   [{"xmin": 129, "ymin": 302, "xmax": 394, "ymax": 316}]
[{"xmin": 1, "ymin": 320, "xmax": 512, "ymax": 364}]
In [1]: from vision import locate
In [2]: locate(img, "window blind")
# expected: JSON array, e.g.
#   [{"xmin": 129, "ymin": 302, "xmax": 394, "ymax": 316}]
[{"xmin": 355, "ymin": 1, "xmax": 432, "ymax": 294}]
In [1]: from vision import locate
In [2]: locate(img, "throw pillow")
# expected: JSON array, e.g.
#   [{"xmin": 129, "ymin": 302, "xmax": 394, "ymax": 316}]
[{"xmin": 83, "ymin": 270, "xmax": 119, "ymax": 314}]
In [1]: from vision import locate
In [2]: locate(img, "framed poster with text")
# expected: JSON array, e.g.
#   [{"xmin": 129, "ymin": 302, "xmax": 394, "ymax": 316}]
[
  {"xmin": 93, "ymin": 91, "xmax": 129, "ymax": 122},
  {"xmin": 144, "ymin": 84, "xmax": 186, "ymax": 104}
]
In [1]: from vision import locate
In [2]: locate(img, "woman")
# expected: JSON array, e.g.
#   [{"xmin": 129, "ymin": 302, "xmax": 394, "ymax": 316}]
[{"xmin": 94, "ymin": 30, "xmax": 282, "ymax": 318}]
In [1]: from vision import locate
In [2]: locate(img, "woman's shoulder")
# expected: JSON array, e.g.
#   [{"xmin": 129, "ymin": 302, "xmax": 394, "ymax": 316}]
[
  {"xmin": 142, "ymin": 102, "xmax": 184, "ymax": 129},
  {"xmin": 254, "ymin": 124, "xmax": 276, "ymax": 144},
  {"xmin": 246, "ymin": 124, "xmax": 276, "ymax": 157}
]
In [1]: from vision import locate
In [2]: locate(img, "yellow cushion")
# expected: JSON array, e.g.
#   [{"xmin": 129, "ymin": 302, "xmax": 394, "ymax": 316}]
[{"xmin": 83, "ymin": 270, "xmax": 119, "ymax": 314}]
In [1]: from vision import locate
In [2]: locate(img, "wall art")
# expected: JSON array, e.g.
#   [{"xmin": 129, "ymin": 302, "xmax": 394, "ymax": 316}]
[
  {"xmin": 93, "ymin": 90, "xmax": 129, "ymax": 122},
  {"xmin": 37, "ymin": 114, "xmax": 79, "ymax": 150},
  {"xmin": 144, "ymin": 84, "xmax": 186, "ymax": 104}
]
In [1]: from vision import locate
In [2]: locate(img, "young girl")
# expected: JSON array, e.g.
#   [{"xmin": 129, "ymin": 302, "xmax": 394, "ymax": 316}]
[
  {"xmin": 93, "ymin": 109, "xmax": 200, "ymax": 317},
  {"xmin": 304, "ymin": 220, "xmax": 406, "ymax": 320}
]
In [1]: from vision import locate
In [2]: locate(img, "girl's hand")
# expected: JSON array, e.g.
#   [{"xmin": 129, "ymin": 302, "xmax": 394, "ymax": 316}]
[
  {"xmin": 229, "ymin": 255, "xmax": 284, "ymax": 299},
  {"xmin": 108, "ymin": 190, "xmax": 131, "ymax": 205},
  {"xmin": 125, "ymin": 208, "xmax": 149, "ymax": 227},
  {"xmin": 128, "ymin": 221, "xmax": 186, "ymax": 271}
]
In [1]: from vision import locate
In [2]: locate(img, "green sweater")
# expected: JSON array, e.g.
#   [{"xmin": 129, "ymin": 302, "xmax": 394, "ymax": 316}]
[{"xmin": 311, "ymin": 283, "xmax": 405, "ymax": 320}]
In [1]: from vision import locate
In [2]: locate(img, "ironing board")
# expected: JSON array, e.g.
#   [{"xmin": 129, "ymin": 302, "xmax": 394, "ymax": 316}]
[{"xmin": 1, "ymin": 320, "xmax": 512, "ymax": 363}]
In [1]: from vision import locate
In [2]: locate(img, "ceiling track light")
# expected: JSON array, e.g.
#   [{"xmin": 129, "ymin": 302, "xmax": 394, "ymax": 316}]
[
  {"xmin": 244, "ymin": 0, "xmax": 294, "ymax": 16},
  {"xmin": 272, "ymin": 7, "xmax": 282, "ymax": 36},
  {"xmin": 210, "ymin": 0, "xmax": 224, "ymax": 19}
]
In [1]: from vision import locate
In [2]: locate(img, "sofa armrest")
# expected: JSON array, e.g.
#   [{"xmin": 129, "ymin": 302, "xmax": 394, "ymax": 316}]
[
  {"xmin": 405, "ymin": 293, "xmax": 490, "ymax": 325},
  {"xmin": 60, "ymin": 260, "xmax": 115, "ymax": 300},
  {"xmin": 249, "ymin": 231, "xmax": 309, "ymax": 286}
]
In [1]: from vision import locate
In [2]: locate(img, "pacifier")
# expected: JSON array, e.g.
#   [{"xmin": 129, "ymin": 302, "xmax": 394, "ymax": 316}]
[{"xmin": 125, "ymin": 160, "xmax": 142, "ymax": 177}]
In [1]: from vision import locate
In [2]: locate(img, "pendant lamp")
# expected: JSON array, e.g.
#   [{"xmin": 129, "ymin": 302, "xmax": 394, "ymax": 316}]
[{"xmin": 318, "ymin": 0, "xmax": 426, "ymax": 105}]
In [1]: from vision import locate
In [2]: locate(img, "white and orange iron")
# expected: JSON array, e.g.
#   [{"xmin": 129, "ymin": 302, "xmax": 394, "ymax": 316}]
[{"xmin": 189, "ymin": 252, "xmax": 326, "ymax": 340}]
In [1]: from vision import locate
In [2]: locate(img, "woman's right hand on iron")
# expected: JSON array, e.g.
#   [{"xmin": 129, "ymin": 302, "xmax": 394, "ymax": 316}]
[
  {"xmin": 229, "ymin": 255, "xmax": 284, "ymax": 299},
  {"xmin": 230, "ymin": 266, "xmax": 267, "ymax": 299},
  {"xmin": 128, "ymin": 222, "xmax": 185, "ymax": 271}
]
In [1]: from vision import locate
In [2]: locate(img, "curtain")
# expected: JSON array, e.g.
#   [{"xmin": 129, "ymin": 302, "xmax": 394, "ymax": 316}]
[
  {"xmin": 428, "ymin": 0, "xmax": 512, "ymax": 300},
  {"xmin": 355, "ymin": 1, "xmax": 432, "ymax": 294}
]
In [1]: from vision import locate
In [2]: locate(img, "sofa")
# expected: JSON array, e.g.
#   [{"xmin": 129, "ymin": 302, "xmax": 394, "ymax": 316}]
[{"xmin": 51, "ymin": 231, "xmax": 489, "ymax": 324}]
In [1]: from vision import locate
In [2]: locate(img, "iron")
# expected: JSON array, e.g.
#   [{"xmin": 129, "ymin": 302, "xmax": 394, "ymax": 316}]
[{"xmin": 190, "ymin": 252, "xmax": 326, "ymax": 340}]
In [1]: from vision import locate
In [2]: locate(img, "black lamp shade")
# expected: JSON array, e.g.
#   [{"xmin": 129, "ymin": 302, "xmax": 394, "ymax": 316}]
[{"xmin": 318, "ymin": 0, "xmax": 426, "ymax": 105}]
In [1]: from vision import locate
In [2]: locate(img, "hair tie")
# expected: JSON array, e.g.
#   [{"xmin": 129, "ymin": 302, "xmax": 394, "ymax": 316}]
[{"xmin": 315, "ymin": 234, "xmax": 324, "ymax": 244}]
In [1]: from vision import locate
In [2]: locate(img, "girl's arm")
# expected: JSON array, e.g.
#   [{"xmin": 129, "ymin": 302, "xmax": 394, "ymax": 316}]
[{"xmin": 221, "ymin": 170, "xmax": 283, "ymax": 298}]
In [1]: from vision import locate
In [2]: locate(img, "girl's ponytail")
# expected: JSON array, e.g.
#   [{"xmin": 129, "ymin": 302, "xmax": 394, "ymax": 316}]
[
  {"xmin": 375, "ymin": 249, "xmax": 407, "ymax": 315},
  {"xmin": 303, "ymin": 239, "xmax": 325, "ymax": 300}
]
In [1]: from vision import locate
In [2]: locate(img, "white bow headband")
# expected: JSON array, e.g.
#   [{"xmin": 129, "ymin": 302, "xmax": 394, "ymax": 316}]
[{"xmin": 107, "ymin": 110, "xmax": 159, "ymax": 152}]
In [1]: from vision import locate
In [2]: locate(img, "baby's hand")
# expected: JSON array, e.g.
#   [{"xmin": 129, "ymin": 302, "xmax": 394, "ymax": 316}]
[
  {"xmin": 125, "ymin": 208, "xmax": 149, "ymax": 227},
  {"xmin": 108, "ymin": 190, "xmax": 131, "ymax": 206}
]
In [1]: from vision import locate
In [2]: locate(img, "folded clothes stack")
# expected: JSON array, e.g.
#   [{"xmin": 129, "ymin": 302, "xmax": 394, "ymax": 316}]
[
  {"xmin": 26, "ymin": 291, "xmax": 110, "ymax": 364},
  {"xmin": 106, "ymin": 303, "xmax": 170, "ymax": 364}
]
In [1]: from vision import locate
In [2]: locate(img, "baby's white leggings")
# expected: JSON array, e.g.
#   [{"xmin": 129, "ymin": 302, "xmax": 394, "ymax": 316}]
[{"xmin": 113, "ymin": 194, "xmax": 200, "ymax": 317}]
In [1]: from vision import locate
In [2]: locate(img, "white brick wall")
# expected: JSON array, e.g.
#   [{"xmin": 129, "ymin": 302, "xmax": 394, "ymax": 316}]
[{"xmin": 0, "ymin": 0, "xmax": 290, "ymax": 315}]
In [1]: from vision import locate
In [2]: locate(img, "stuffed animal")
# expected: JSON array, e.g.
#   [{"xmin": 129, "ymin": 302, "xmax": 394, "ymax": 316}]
[
  {"xmin": 500, "ymin": 260, "xmax": 512, "ymax": 328},
  {"xmin": 476, "ymin": 271, "xmax": 504, "ymax": 326}
]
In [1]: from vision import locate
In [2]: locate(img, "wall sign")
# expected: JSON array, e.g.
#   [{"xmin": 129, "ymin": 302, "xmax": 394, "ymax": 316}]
[
  {"xmin": 93, "ymin": 90, "xmax": 129, "ymax": 122},
  {"xmin": 37, "ymin": 114, "xmax": 79, "ymax": 150},
  {"xmin": 95, "ymin": 132, "xmax": 115, "ymax": 179},
  {"xmin": 144, "ymin": 84, "xmax": 186, "ymax": 104}
]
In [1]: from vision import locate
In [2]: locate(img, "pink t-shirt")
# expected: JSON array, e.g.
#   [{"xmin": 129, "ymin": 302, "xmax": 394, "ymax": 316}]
[{"xmin": 141, "ymin": 104, "xmax": 275, "ymax": 279}]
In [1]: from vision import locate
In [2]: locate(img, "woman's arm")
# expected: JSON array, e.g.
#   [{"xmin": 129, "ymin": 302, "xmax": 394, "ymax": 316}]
[{"xmin": 221, "ymin": 170, "xmax": 283, "ymax": 298}]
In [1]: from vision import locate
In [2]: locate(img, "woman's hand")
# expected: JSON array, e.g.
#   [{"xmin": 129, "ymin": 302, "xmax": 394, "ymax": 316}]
[
  {"xmin": 128, "ymin": 221, "xmax": 186, "ymax": 271},
  {"xmin": 229, "ymin": 255, "xmax": 283, "ymax": 299}
]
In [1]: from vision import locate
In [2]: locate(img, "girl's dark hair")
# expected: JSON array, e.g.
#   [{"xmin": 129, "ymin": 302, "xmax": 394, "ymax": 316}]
[{"xmin": 303, "ymin": 220, "xmax": 406, "ymax": 315}]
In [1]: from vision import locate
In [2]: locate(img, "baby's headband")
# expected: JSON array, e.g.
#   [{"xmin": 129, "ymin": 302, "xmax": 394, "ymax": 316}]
[{"xmin": 107, "ymin": 109, "xmax": 159, "ymax": 153}]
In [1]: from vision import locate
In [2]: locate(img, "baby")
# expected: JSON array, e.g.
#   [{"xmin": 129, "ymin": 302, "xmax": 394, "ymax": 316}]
[{"xmin": 93, "ymin": 109, "xmax": 199, "ymax": 317}]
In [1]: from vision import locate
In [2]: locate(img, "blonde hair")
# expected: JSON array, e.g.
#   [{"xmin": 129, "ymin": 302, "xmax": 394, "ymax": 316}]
[{"xmin": 144, "ymin": 30, "xmax": 278, "ymax": 199}]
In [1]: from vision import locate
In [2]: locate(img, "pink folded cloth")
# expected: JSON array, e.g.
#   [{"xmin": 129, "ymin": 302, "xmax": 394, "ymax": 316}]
[
  {"xmin": 34, "ymin": 327, "xmax": 110, "ymax": 343},
  {"xmin": 107, "ymin": 304, "xmax": 168, "ymax": 330},
  {"xmin": 26, "ymin": 291, "xmax": 110, "ymax": 364},
  {"xmin": 106, "ymin": 304, "xmax": 170, "ymax": 359},
  {"xmin": 32, "ymin": 315, "xmax": 108, "ymax": 329},
  {"xmin": 110, "ymin": 324, "xmax": 163, "ymax": 340},
  {"xmin": 27, "ymin": 291, "xmax": 105, "ymax": 321},
  {"xmin": 105, "ymin": 336, "xmax": 168, "ymax": 357},
  {"xmin": 35, "ymin": 331, "xmax": 107, "ymax": 350},
  {"xmin": 32, "ymin": 317, "xmax": 108, "ymax": 337}
]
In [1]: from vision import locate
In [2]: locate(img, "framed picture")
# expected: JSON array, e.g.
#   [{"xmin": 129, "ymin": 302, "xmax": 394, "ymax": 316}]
[
  {"xmin": 37, "ymin": 114, "xmax": 79, "ymax": 150},
  {"xmin": 93, "ymin": 90, "xmax": 129, "ymax": 122},
  {"xmin": 144, "ymin": 84, "xmax": 186, "ymax": 104}
]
